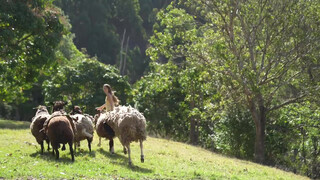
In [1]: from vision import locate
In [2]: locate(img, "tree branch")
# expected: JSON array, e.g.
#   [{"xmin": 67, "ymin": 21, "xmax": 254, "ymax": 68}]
[{"xmin": 268, "ymin": 94, "xmax": 307, "ymax": 112}]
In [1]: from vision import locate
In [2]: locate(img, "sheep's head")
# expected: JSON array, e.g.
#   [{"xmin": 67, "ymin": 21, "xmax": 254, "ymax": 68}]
[
  {"xmin": 70, "ymin": 106, "xmax": 83, "ymax": 115},
  {"xmin": 52, "ymin": 101, "xmax": 67, "ymax": 113},
  {"xmin": 34, "ymin": 105, "xmax": 49, "ymax": 114}
]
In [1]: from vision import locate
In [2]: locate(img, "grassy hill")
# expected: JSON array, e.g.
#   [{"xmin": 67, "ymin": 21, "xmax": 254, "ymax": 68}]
[{"xmin": 0, "ymin": 119, "xmax": 308, "ymax": 180}]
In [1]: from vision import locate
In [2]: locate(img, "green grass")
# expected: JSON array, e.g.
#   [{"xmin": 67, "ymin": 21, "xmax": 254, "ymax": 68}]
[{"xmin": 0, "ymin": 119, "xmax": 309, "ymax": 180}]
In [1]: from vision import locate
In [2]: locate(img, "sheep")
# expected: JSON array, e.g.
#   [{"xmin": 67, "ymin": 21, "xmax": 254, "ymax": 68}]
[
  {"xmin": 94, "ymin": 109, "xmax": 116, "ymax": 153},
  {"xmin": 46, "ymin": 115, "xmax": 75, "ymax": 161},
  {"xmin": 51, "ymin": 101, "xmax": 68, "ymax": 113},
  {"xmin": 70, "ymin": 106, "xmax": 94, "ymax": 152},
  {"xmin": 70, "ymin": 105, "xmax": 83, "ymax": 115},
  {"xmin": 45, "ymin": 101, "xmax": 76, "ymax": 161},
  {"xmin": 30, "ymin": 105, "xmax": 51, "ymax": 154},
  {"xmin": 104, "ymin": 106, "xmax": 147, "ymax": 165}
]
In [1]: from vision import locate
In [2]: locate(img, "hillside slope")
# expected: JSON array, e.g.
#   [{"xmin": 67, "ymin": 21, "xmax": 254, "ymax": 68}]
[{"xmin": 0, "ymin": 119, "xmax": 308, "ymax": 179}]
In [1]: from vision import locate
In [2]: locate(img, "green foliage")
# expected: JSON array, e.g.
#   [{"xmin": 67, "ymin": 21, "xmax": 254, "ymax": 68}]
[
  {"xmin": 266, "ymin": 102, "xmax": 320, "ymax": 178},
  {"xmin": 131, "ymin": 62, "xmax": 187, "ymax": 139},
  {"xmin": 0, "ymin": 0, "xmax": 65, "ymax": 103},
  {"xmin": 54, "ymin": 0, "xmax": 120, "ymax": 65},
  {"xmin": 43, "ymin": 57, "xmax": 131, "ymax": 114},
  {"xmin": 40, "ymin": 28, "xmax": 131, "ymax": 114},
  {"xmin": 214, "ymin": 104, "xmax": 255, "ymax": 159}
]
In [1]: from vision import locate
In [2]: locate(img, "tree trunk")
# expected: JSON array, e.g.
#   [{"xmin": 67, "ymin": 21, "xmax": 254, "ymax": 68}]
[
  {"xmin": 253, "ymin": 105, "xmax": 266, "ymax": 164},
  {"xmin": 190, "ymin": 116, "xmax": 197, "ymax": 145},
  {"xmin": 247, "ymin": 95, "xmax": 266, "ymax": 164},
  {"xmin": 190, "ymin": 100, "xmax": 198, "ymax": 145}
]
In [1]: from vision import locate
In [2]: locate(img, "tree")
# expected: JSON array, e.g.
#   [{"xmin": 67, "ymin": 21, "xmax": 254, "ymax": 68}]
[
  {"xmin": 148, "ymin": 0, "xmax": 320, "ymax": 163},
  {"xmin": 0, "ymin": 0, "xmax": 65, "ymax": 103}
]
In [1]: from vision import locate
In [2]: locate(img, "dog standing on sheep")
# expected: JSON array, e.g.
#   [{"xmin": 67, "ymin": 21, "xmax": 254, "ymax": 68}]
[{"xmin": 104, "ymin": 106, "xmax": 147, "ymax": 165}]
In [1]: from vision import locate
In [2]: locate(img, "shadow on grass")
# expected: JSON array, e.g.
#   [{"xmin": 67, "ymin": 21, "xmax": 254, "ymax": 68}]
[
  {"xmin": 30, "ymin": 147, "xmax": 96, "ymax": 163},
  {"xmin": 30, "ymin": 151, "xmax": 75, "ymax": 164},
  {"xmin": 0, "ymin": 120, "xmax": 30, "ymax": 130},
  {"xmin": 97, "ymin": 148, "xmax": 153, "ymax": 173},
  {"xmin": 74, "ymin": 148, "xmax": 96, "ymax": 158}
]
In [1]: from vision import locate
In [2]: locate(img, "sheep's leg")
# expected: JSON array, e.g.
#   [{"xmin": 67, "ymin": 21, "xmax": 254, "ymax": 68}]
[
  {"xmin": 46, "ymin": 139, "xmax": 50, "ymax": 151},
  {"xmin": 140, "ymin": 139, "xmax": 144, "ymax": 163},
  {"xmin": 97, "ymin": 137, "xmax": 101, "ymax": 147},
  {"xmin": 51, "ymin": 143, "xmax": 56, "ymax": 156},
  {"xmin": 69, "ymin": 142, "xmax": 74, "ymax": 161},
  {"xmin": 40, "ymin": 141, "xmax": 44, "ymax": 154},
  {"xmin": 74, "ymin": 141, "xmax": 77, "ymax": 154},
  {"xmin": 126, "ymin": 144, "xmax": 132, "ymax": 166},
  {"xmin": 55, "ymin": 148, "xmax": 59, "ymax": 160},
  {"xmin": 87, "ymin": 138, "xmax": 92, "ymax": 152},
  {"xmin": 123, "ymin": 146, "xmax": 127, "ymax": 154},
  {"xmin": 109, "ymin": 139, "xmax": 114, "ymax": 154}
]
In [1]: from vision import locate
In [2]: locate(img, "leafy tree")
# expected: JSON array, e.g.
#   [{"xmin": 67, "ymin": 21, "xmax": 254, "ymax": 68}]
[
  {"xmin": 266, "ymin": 102, "xmax": 320, "ymax": 178},
  {"xmin": 0, "ymin": 0, "xmax": 65, "ymax": 103},
  {"xmin": 54, "ymin": 0, "xmax": 120, "ymax": 65},
  {"xmin": 43, "ymin": 34, "xmax": 131, "ymax": 114},
  {"xmin": 148, "ymin": 0, "xmax": 320, "ymax": 164},
  {"xmin": 132, "ymin": 58, "xmax": 220, "ymax": 145},
  {"xmin": 131, "ymin": 62, "xmax": 187, "ymax": 139},
  {"xmin": 214, "ymin": 103, "xmax": 255, "ymax": 159},
  {"xmin": 139, "ymin": 0, "xmax": 173, "ymax": 36}
]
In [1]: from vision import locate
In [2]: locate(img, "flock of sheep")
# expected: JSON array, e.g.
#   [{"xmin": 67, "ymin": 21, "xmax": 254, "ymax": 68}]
[{"xmin": 30, "ymin": 101, "xmax": 147, "ymax": 165}]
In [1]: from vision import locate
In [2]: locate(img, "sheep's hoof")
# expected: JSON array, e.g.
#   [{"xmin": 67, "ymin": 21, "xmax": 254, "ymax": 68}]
[
  {"xmin": 141, "ymin": 155, "xmax": 144, "ymax": 163},
  {"xmin": 128, "ymin": 161, "xmax": 133, "ymax": 166},
  {"xmin": 123, "ymin": 148, "xmax": 127, "ymax": 155}
]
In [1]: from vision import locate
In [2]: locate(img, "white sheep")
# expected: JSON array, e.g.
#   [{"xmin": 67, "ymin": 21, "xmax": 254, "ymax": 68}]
[
  {"xmin": 30, "ymin": 105, "xmax": 51, "ymax": 154},
  {"xmin": 71, "ymin": 113, "xmax": 94, "ymax": 152},
  {"xmin": 104, "ymin": 106, "xmax": 147, "ymax": 165}
]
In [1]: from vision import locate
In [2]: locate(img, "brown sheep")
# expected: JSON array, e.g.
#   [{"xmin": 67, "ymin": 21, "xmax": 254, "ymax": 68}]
[
  {"xmin": 45, "ymin": 101, "xmax": 76, "ymax": 161},
  {"xmin": 94, "ymin": 110, "xmax": 115, "ymax": 153},
  {"xmin": 46, "ymin": 115, "xmax": 75, "ymax": 161},
  {"xmin": 30, "ymin": 105, "xmax": 51, "ymax": 154}
]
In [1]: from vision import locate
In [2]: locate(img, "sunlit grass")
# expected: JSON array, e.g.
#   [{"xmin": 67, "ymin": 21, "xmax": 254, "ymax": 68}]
[{"xmin": 0, "ymin": 119, "xmax": 309, "ymax": 179}]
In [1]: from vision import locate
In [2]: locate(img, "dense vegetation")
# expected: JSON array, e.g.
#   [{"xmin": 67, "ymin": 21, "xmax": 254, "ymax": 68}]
[{"xmin": 0, "ymin": 0, "xmax": 319, "ymax": 178}]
